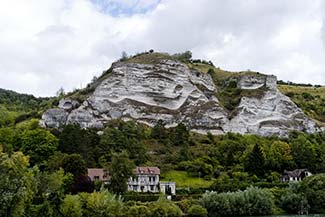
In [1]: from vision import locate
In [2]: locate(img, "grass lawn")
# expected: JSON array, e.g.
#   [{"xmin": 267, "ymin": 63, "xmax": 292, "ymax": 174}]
[{"xmin": 160, "ymin": 170, "xmax": 214, "ymax": 188}]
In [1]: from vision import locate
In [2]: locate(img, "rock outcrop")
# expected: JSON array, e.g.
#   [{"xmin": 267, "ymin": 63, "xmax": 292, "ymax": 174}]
[{"xmin": 40, "ymin": 58, "xmax": 320, "ymax": 137}]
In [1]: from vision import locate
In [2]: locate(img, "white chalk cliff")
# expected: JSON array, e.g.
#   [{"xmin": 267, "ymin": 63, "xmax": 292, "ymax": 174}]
[{"xmin": 41, "ymin": 58, "xmax": 320, "ymax": 137}]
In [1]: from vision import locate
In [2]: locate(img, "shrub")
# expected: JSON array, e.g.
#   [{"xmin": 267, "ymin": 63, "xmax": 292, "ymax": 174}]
[
  {"xmin": 188, "ymin": 205, "xmax": 208, "ymax": 217},
  {"xmin": 200, "ymin": 186, "xmax": 273, "ymax": 217},
  {"xmin": 127, "ymin": 205, "xmax": 150, "ymax": 217},
  {"xmin": 60, "ymin": 195, "xmax": 83, "ymax": 217},
  {"xmin": 149, "ymin": 198, "xmax": 182, "ymax": 217}
]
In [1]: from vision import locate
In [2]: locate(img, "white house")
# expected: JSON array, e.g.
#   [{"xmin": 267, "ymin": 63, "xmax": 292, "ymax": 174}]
[
  {"xmin": 280, "ymin": 169, "xmax": 312, "ymax": 182},
  {"xmin": 127, "ymin": 167, "xmax": 176, "ymax": 195}
]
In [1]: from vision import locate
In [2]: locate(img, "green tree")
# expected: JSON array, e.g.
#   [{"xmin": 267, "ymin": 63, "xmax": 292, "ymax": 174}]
[
  {"xmin": 289, "ymin": 134, "xmax": 316, "ymax": 171},
  {"xmin": 61, "ymin": 153, "xmax": 87, "ymax": 177},
  {"xmin": 170, "ymin": 123, "xmax": 189, "ymax": 146},
  {"xmin": 151, "ymin": 119, "xmax": 167, "ymax": 142},
  {"xmin": 245, "ymin": 144, "xmax": 265, "ymax": 177},
  {"xmin": 58, "ymin": 124, "xmax": 100, "ymax": 167},
  {"xmin": 60, "ymin": 194, "xmax": 83, "ymax": 217},
  {"xmin": 19, "ymin": 128, "xmax": 58, "ymax": 166},
  {"xmin": 109, "ymin": 151, "xmax": 134, "ymax": 194},
  {"xmin": 100, "ymin": 121, "xmax": 147, "ymax": 165},
  {"xmin": 302, "ymin": 174, "xmax": 325, "ymax": 213},
  {"xmin": 83, "ymin": 190, "xmax": 123, "ymax": 217},
  {"xmin": 265, "ymin": 141, "xmax": 293, "ymax": 171},
  {"xmin": 200, "ymin": 186, "xmax": 273, "ymax": 217},
  {"xmin": 280, "ymin": 182, "xmax": 308, "ymax": 214},
  {"xmin": 149, "ymin": 198, "xmax": 182, "ymax": 217},
  {"xmin": 0, "ymin": 149, "xmax": 36, "ymax": 217}
]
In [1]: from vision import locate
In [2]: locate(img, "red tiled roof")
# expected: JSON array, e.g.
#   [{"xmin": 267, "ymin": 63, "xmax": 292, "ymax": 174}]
[{"xmin": 133, "ymin": 167, "xmax": 160, "ymax": 175}]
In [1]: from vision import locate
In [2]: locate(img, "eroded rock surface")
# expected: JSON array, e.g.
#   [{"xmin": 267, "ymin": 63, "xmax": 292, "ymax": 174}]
[{"xmin": 41, "ymin": 59, "xmax": 320, "ymax": 137}]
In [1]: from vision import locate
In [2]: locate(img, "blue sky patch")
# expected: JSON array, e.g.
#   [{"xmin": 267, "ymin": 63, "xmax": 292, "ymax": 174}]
[{"xmin": 90, "ymin": 0, "xmax": 161, "ymax": 16}]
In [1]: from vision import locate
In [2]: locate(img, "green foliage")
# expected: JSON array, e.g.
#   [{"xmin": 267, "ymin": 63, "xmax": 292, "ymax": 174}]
[
  {"xmin": 201, "ymin": 186, "xmax": 273, "ymax": 217},
  {"xmin": 83, "ymin": 190, "xmax": 124, "ymax": 217},
  {"xmin": 100, "ymin": 121, "xmax": 148, "ymax": 165},
  {"xmin": 61, "ymin": 153, "xmax": 87, "ymax": 177},
  {"xmin": 151, "ymin": 119, "xmax": 167, "ymax": 142},
  {"xmin": 60, "ymin": 195, "xmax": 83, "ymax": 217},
  {"xmin": 288, "ymin": 132, "xmax": 317, "ymax": 171},
  {"xmin": 160, "ymin": 170, "xmax": 214, "ymax": 188},
  {"xmin": 245, "ymin": 144, "xmax": 265, "ymax": 177},
  {"xmin": 19, "ymin": 128, "xmax": 58, "ymax": 166},
  {"xmin": 187, "ymin": 204, "xmax": 208, "ymax": 217},
  {"xmin": 0, "ymin": 88, "xmax": 53, "ymax": 126},
  {"xmin": 302, "ymin": 174, "xmax": 325, "ymax": 213},
  {"xmin": 279, "ymin": 85, "xmax": 325, "ymax": 123},
  {"xmin": 280, "ymin": 182, "xmax": 308, "ymax": 214},
  {"xmin": 127, "ymin": 205, "xmax": 150, "ymax": 217},
  {"xmin": 0, "ymin": 150, "xmax": 36, "ymax": 217},
  {"xmin": 109, "ymin": 151, "xmax": 135, "ymax": 194},
  {"xmin": 265, "ymin": 141, "xmax": 293, "ymax": 171},
  {"xmin": 58, "ymin": 124, "xmax": 100, "ymax": 167},
  {"xmin": 123, "ymin": 192, "xmax": 161, "ymax": 202},
  {"xmin": 170, "ymin": 123, "xmax": 189, "ymax": 146},
  {"xmin": 149, "ymin": 197, "xmax": 183, "ymax": 217}
]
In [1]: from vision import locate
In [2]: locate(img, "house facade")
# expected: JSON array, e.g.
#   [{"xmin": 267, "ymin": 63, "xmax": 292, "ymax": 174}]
[
  {"xmin": 127, "ymin": 167, "xmax": 176, "ymax": 195},
  {"xmin": 280, "ymin": 169, "xmax": 312, "ymax": 182},
  {"xmin": 87, "ymin": 168, "xmax": 109, "ymax": 183},
  {"xmin": 128, "ymin": 167, "xmax": 160, "ymax": 193},
  {"xmin": 87, "ymin": 166, "xmax": 176, "ymax": 195}
]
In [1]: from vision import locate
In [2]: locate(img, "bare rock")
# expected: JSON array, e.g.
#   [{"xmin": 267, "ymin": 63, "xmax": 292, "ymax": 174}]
[{"xmin": 40, "ymin": 59, "xmax": 320, "ymax": 137}]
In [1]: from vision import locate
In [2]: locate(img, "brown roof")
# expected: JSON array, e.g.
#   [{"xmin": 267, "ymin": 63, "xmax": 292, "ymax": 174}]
[{"xmin": 133, "ymin": 167, "xmax": 160, "ymax": 175}]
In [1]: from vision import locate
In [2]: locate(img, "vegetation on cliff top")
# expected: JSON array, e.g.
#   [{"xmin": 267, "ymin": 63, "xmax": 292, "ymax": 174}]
[{"xmin": 278, "ymin": 84, "xmax": 325, "ymax": 124}]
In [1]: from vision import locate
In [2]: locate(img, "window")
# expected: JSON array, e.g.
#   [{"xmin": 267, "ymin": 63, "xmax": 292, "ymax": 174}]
[
  {"xmin": 133, "ymin": 185, "xmax": 138, "ymax": 191},
  {"xmin": 150, "ymin": 185, "xmax": 154, "ymax": 191},
  {"xmin": 94, "ymin": 176, "xmax": 100, "ymax": 180}
]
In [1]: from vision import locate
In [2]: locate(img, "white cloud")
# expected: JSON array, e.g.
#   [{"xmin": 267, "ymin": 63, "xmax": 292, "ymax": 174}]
[{"xmin": 0, "ymin": 0, "xmax": 324, "ymax": 96}]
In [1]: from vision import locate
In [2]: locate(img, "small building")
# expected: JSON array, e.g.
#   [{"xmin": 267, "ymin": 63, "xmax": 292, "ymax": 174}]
[
  {"xmin": 280, "ymin": 169, "xmax": 312, "ymax": 182},
  {"xmin": 128, "ymin": 166, "xmax": 176, "ymax": 195},
  {"xmin": 87, "ymin": 168, "xmax": 109, "ymax": 183},
  {"xmin": 160, "ymin": 181, "xmax": 176, "ymax": 195}
]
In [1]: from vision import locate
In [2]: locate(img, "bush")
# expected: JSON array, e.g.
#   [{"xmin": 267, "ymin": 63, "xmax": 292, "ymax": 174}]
[
  {"xmin": 188, "ymin": 205, "xmax": 208, "ymax": 217},
  {"xmin": 200, "ymin": 186, "xmax": 273, "ymax": 217},
  {"xmin": 149, "ymin": 198, "xmax": 183, "ymax": 217},
  {"xmin": 60, "ymin": 195, "xmax": 83, "ymax": 217},
  {"xmin": 123, "ymin": 192, "xmax": 161, "ymax": 202},
  {"xmin": 127, "ymin": 205, "xmax": 150, "ymax": 217}
]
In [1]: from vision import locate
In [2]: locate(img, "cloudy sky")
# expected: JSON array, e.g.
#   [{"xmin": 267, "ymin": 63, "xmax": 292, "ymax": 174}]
[{"xmin": 0, "ymin": 0, "xmax": 324, "ymax": 96}]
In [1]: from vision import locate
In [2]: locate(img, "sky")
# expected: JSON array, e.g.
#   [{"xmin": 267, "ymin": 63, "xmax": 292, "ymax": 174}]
[{"xmin": 0, "ymin": 0, "xmax": 324, "ymax": 97}]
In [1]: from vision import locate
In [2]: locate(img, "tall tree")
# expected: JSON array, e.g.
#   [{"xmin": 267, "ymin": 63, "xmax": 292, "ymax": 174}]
[
  {"xmin": 20, "ymin": 128, "xmax": 58, "ymax": 166},
  {"xmin": 0, "ymin": 149, "xmax": 36, "ymax": 217},
  {"xmin": 109, "ymin": 151, "xmax": 134, "ymax": 194},
  {"xmin": 245, "ymin": 144, "xmax": 265, "ymax": 177}
]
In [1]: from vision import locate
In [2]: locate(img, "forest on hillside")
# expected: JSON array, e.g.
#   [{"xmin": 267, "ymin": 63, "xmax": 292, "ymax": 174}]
[
  {"xmin": 1, "ymin": 68, "xmax": 325, "ymax": 216},
  {"xmin": 2, "ymin": 114, "xmax": 325, "ymax": 216}
]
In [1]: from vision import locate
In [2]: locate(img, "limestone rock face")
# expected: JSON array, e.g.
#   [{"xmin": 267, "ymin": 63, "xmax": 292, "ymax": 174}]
[{"xmin": 40, "ymin": 59, "xmax": 320, "ymax": 137}]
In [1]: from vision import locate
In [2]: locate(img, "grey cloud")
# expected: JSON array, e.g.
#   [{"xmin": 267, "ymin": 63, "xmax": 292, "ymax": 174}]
[{"xmin": 0, "ymin": 0, "xmax": 324, "ymax": 97}]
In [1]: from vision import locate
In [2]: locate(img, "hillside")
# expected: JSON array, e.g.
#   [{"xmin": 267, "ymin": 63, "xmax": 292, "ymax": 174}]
[
  {"xmin": 41, "ymin": 51, "xmax": 321, "ymax": 137},
  {"xmin": 278, "ymin": 84, "xmax": 325, "ymax": 125},
  {"xmin": 1, "ymin": 51, "xmax": 325, "ymax": 216},
  {"xmin": 0, "ymin": 88, "xmax": 55, "ymax": 127}
]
